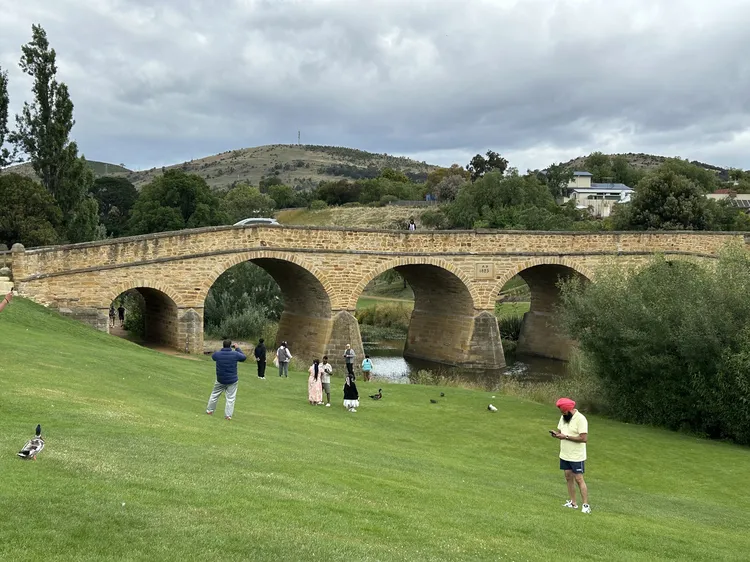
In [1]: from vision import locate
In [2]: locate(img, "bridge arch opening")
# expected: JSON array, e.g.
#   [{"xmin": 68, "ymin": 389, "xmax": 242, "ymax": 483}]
[
  {"xmin": 500, "ymin": 263, "xmax": 591, "ymax": 361},
  {"xmin": 355, "ymin": 263, "xmax": 493, "ymax": 368},
  {"xmin": 205, "ymin": 257, "xmax": 333, "ymax": 361},
  {"xmin": 109, "ymin": 287, "xmax": 180, "ymax": 350}
]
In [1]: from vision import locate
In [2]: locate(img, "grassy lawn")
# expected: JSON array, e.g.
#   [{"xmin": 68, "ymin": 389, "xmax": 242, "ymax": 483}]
[{"xmin": 2, "ymin": 299, "xmax": 750, "ymax": 561}]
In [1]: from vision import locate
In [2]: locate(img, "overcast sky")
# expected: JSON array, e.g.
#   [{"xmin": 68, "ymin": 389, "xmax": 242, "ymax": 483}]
[{"xmin": 2, "ymin": 0, "xmax": 749, "ymax": 173}]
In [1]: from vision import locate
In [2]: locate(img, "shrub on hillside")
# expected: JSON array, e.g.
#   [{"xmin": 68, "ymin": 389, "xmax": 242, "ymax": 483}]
[
  {"xmin": 309, "ymin": 199, "xmax": 328, "ymax": 210},
  {"xmin": 559, "ymin": 246, "xmax": 750, "ymax": 444}
]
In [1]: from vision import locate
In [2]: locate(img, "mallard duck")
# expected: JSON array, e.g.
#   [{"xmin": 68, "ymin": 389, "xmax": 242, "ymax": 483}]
[
  {"xmin": 18, "ymin": 424, "xmax": 44, "ymax": 460},
  {"xmin": 430, "ymin": 399, "xmax": 438, "ymax": 404},
  {"xmin": 369, "ymin": 389, "xmax": 382, "ymax": 400}
]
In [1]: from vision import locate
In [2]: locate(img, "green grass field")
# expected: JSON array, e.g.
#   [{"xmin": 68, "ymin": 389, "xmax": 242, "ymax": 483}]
[{"xmin": 2, "ymin": 299, "xmax": 750, "ymax": 561}]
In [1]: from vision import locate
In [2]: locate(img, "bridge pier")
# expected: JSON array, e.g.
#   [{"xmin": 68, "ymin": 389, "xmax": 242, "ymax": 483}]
[
  {"xmin": 325, "ymin": 310, "xmax": 365, "ymax": 368},
  {"xmin": 276, "ymin": 311, "xmax": 334, "ymax": 363},
  {"xmin": 404, "ymin": 308, "xmax": 505, "ymax": 369},
  {"xmin": 516, "ymin": 310, "xmax": 573, "ymax": 361}
]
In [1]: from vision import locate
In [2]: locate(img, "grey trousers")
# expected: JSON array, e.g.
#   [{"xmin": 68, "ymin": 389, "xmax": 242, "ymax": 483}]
[
  {"xmin": 278, "ymin": 361, "xmax": 289, "ymax": 377},
  {"xmin": 206, "ymin": 381, "xmax": 238, "ymax": 417}
]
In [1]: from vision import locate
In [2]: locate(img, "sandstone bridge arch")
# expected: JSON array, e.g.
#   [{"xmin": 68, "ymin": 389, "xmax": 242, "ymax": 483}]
[
  {"xmin": 493, "ymin": 258, "xmax": 594, "ymax": 361},
  {"xmin": 201, "ymin": 251, "xmax": 336, "ymax": 361},
  {"xmin": 7, "ymin": 226, "xmax": 745, "ymax": 370},
  {"xmin": 348, "ymin": 257, "xmax": 503, "ymax": 368}
]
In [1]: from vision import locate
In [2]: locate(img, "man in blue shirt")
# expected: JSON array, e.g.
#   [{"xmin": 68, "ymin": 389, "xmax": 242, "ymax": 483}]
[{"xmin": 206, "ymin": 340, "xmax": 247, "ymax": 420}]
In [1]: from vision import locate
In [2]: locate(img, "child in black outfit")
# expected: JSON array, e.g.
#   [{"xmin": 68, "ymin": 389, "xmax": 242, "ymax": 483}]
[{"xmin": 343, "ymin": 373, "xmax": 359, "ymax": 413}]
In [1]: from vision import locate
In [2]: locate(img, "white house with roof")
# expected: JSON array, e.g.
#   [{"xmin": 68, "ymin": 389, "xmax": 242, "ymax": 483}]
[{"xmin": 560, "ymin": 171, "xmax": 634, "ymax": 218}]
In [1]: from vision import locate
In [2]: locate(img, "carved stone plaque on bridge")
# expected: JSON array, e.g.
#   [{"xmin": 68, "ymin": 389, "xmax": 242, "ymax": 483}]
[{"xmin": 475, "ymin": 263, "xmax": 494, "ymax": 279}]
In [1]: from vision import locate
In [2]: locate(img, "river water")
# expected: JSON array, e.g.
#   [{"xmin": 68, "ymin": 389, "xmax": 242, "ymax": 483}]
[{"xmin": 363, "ymin": 339, "xmax": 569, "ymax": 391}]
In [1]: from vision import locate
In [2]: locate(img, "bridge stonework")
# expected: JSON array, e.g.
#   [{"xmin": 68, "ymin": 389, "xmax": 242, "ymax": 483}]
[{"xmin": 8, "ymin": 227, "xmax": 747, "ymax": 369}]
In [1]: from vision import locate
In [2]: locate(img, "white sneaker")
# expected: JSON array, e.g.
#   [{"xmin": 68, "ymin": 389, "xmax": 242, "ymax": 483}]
[
  {"xmin": 325, "ymin": 403, "xmax": 331, "ymax": 407},
  {"xmin": 563, "ymin": 500, "xmax": 578, "ymax": 509},
  {"xmin": 350, "ymin": 408, "xmax": 357, "ymax": 413},
  {"xmin": 582, "ymin": 504, "xmax": 591, "ymax": 514}
]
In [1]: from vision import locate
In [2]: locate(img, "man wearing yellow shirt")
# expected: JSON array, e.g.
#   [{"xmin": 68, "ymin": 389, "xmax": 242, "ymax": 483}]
[{"xmin": 552, "ymin": 397, "xmax": 591, "ymax": 514}]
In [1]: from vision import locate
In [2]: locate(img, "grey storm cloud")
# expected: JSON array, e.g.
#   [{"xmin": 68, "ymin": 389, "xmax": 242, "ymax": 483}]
[{"xmin": 2, "ymin": 0, "xmax": 750, "ymax": 172}]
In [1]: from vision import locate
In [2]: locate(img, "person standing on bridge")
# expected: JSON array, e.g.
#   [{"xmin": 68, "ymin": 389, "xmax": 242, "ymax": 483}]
[
  {"xmin": 254, "ymin": 338, "xmax": 267, "ymax": 379},
  {"xmin": 551, "ymin": 397, "xmax": 591, "ymax": 514},
  {"xmin": 206, "ymin": 340, "xmax": 246, "ymax": 420}
]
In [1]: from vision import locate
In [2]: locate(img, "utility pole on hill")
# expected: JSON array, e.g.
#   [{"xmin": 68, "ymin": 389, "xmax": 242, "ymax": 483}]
[{"xmin": 298, "ymin": 130, "xmax": 300, "ymax": 145}]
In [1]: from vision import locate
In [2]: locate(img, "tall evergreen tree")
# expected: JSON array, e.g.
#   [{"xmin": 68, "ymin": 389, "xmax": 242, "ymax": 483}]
[
  {"xmin": 0, "ymin": 66, "xmax": 13, "ymax": 167},
  {"xmin": 11, "ymin": 24, "xmax": 98, "ymax": 242}
]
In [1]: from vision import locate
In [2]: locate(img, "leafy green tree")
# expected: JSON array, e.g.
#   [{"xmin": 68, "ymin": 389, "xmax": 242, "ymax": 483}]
[
  {"xmin": 221, "ymin": 184, "xmax": 276, "ymax": 222},
  {"xmin": 583, "ymin": 152, "xmax": 613, "ymax": 182},
  {"xmin": 728, "ymin": 168, "xmax": 745, "ymax": 182},
  {"xmin": 610, "ymin": 155, "xmax": 646, "ymax": 187},
  {"xmin": 445, "ymin": 171, "xmax": 571, "ymax": 229},
  {"xmin": 128, "ymin": 170, "xmax": 227, "ymax": 235},
  {"xmin": 434, "ymin": 174, "xmax": 467, "ymax": 202},
  {"xmin": 266, "ymin": 183, "xmax": 296, "ymax": 209},
  {"xmin": 0, "ymin": 66, "xmax": 14, "ymax": 167},
  {"xmin": 379, "ymin": 168, "xmax": 410, "ymax": 183},
  {"xmin": 425, "ymin": 164, "xmax": 470, "ymax": 195},
  {"xmin": 466, "ymin": 150, "xmax": 508, "ymax": 182},
  {"xmin": 92, "ymin": 176, "xmax": 138, "ymax": 237},
  {"xmin": 11, "ymin": 24, "xmax": 98, "ymax": 241},
  {"xmin": 613, "ymin": 169, "xmax": 712, "ymax": 230},
  {"xmin": 560, "ymin": 247, "xmax": 750, "ymax": 444},
  {"xmin": 358, "ymin": 177, "xmax": 417, "ymax": 204},
  {"xmin": 540, "ymin": 163, "xmax": 574, "ymax": 198},
  {"xmin": 0, "ymin": 173, "xmax": 61, "ymax": 247},
  {"xmin": 259, "ymin": 176, "xmax": 283, "ymax": 191},
  {"xmin": 314, "ymin": 179, "xmax": 362, "ymax": 206},
  {"xmin": 658, "ymin": 158, "xmax": 718, "ymax": 193}
]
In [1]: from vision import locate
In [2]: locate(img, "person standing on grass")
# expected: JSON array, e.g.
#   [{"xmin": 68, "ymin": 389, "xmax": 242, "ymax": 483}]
[
  {"xmin": 343, "ymin": 344, "xmax": 355, "ymax": 377},
  {"xmin": 206, "ymin": 340, "xmax": 246, "ymax": 420},
  {"xmin": 308, "ymin": 359, "xmax": 323, "ymax": 405},
  {"xmin": 0, "ymin": 291, "xmax": 13, "ymax": 314},
  {"xmin": 254, "ymin": 338, "xmax": 267, "ymax": 379},
  {"xmin": 408, "ymin": 218, "xmax": 416, "ymax": 231},
  {"xmin": 343, "ymin": 372, "xmax": 359, "ymax": 413},
  {"xmin": 361, "ymin": 355, "xmax": 374, "ymax": 382},
  {"xmin": 276, "ymin": 341, "xmax": 292, "ymax": 377},
  {"xmin": 117, "ymin": 304, "xmax": 126, "ymax": 327},
  {"xmin": 552, "ymin": 397, "xmax": 590, "ymax": 514},
  {"xmin": 321, "ymin": 355, "xmax": 333, "ymax": 406}
]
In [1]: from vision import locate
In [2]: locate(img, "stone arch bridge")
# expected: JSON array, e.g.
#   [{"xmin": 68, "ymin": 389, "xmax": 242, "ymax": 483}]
[{"xmin": 6, "ymin": 226, "xmax": 746, "ymax": 369}]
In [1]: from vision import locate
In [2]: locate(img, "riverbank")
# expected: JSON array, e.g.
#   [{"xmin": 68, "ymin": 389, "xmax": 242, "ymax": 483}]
[{"xmin": 2, "ymin": 298, "xmax": 748, "ymax": 561}]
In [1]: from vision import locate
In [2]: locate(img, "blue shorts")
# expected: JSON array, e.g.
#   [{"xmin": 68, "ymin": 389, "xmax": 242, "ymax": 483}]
[{"xmin": 560, "ymin": 459, "xmax": 585, "ymax": 474}]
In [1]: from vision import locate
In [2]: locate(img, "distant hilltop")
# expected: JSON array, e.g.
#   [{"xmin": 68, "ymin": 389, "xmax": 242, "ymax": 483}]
[{"xmin": 560, "ymin": 152, "xmax": 739, "ymax": 181}]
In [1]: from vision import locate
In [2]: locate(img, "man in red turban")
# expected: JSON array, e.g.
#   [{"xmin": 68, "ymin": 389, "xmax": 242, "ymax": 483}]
[{"xmin": 552, "ymin": 397, "xmax": 591, "ymax": 514}]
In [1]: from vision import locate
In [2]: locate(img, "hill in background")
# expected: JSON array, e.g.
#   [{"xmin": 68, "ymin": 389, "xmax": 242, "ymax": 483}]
[
  {"xmin": 560, "ymin": 152, "xmax": 736, "ymax": 181},
  {"xmin": 1, "ymin": 144, "xmax": 438, "ymax": 191}
]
